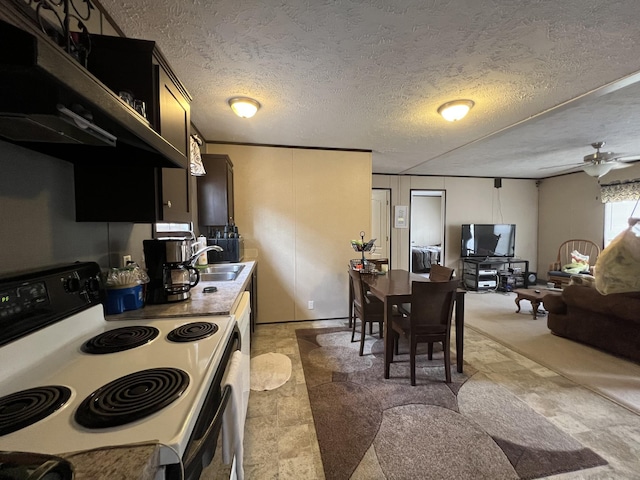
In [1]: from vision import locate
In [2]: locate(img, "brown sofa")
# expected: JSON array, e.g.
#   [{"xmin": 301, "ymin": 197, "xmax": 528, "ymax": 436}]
[{"xmin": 543, "ymin": 285, "xmax": 640, "ymax": 363}]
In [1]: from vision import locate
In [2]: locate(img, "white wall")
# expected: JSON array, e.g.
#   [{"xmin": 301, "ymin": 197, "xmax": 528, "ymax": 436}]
[
  {"xmin": 206, "ymin": 144, "xmax": 372, "ymax": 323},
  {"xmin": 373, "ymin": 175, "xmax": 539, "ymax": 277},
  {"xmin": 411, "ymin": 196, "xmax": 442, "ymax": 246}
]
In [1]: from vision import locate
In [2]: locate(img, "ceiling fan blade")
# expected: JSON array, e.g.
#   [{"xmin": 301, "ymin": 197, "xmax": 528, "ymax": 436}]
[
  {"xmin": 610, "ymin": 162, "xmax": 633, "ymax": 170},
  {"xmin": 613, "ymin": 154, "xmax": 640, "ymax": 163}
]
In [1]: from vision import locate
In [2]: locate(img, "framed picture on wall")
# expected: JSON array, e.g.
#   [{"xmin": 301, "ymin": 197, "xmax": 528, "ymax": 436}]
[{"xmin": 394, "ymin": 205, "xmax": 408, "ymax": 228}]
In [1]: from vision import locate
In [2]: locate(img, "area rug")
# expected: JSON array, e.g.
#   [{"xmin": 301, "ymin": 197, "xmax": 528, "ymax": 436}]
[
  {"xmin": 296, "ymin": 326, "xmax": 607, "ymax": 480},
  {"xmin": 250, "ymin": 352, "xmax": 292, "ymax": 391}
]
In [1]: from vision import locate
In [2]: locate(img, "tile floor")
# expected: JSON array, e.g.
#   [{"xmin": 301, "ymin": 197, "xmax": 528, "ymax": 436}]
[{"xmin": 207, "ymin": 316, "xmax": 640, "ymax": 479}]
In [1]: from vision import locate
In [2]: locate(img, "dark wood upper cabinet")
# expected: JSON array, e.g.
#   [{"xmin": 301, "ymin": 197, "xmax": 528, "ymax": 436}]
[
  {"xmin": 73, "ymin": 35, "xmax": 194, "ymax": 223},
  {"xmin": 74, "ymin": 163, "xmax": 192, "ymax": 223},
  {"xmin": 86, "ymin": 34, "xmax": 191, "ymax": 161},
  {"xmin": 197, "ymin": 154, "xmax": 235, "ymax": 228},
  {"xmin": 0, "ymin": 17, "xmax": 190, "ymax": 168}
]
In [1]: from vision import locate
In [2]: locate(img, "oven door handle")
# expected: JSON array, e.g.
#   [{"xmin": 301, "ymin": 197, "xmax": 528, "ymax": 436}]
[{"xmin": 182, "ymin": 384, "xmax": 232, "ymax": 471}]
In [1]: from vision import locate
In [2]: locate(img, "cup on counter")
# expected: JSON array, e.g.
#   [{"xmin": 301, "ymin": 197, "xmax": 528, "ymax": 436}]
[{"xmin": 546, "ymin": 282, "xmax": 555, "ymax": 289}]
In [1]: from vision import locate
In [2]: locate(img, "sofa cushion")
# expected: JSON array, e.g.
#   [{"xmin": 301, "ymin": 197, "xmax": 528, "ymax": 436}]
[
  {"xmin": 561, "ymin": 285, "xmax": 640, "ymax": 323},
  {"xmin": 548, "ymin": 270, "xmax": 570, "ymax": 278}
]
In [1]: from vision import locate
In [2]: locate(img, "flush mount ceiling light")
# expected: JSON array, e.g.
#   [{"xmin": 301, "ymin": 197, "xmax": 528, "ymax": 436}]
[
  {"xmin": 228, "ymin": 97, "xmax": 261, "ymax": 118},
  {"xmin": 437, "ymin": 99, "xmax": 475, "ymax": 122}
]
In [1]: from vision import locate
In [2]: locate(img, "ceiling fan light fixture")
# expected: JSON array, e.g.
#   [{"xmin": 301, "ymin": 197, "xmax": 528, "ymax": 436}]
[
  {"xmin": 438, "ymin": 99, "xmax": 474, "ymax": 122},
  {"xmin": 583, "ymin": 163, "xmax": 615, "ymax": 178},
  {"xmin": 228, "ymin": 97, "xmax": 261, "ymax": 118}
]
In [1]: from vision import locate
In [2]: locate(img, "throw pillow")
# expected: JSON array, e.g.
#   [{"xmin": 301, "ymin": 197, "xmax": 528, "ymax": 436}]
[
  {"xmin": 595, "ymin": 219, "xmax": 640, "ymax": 295},
  {"xmin": 562, "ymin": 250, "xmax": 590, "ymax": 274},
  {"xmin": 570, "ymin": 250, "xmax": 590, "ymax": 265},
  {"xmin": 568, "ymin": 274, "xmax": 596, "ymax": 288}
]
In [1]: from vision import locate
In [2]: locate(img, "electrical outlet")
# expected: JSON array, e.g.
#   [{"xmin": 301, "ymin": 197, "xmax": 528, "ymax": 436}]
[
  {"xmin": 308, "ymin": 300, "xmax": 314, "ymax": 310},
  {"xmin": 122, "ymin": 255, "xmax": 132, "ymax": 267}
]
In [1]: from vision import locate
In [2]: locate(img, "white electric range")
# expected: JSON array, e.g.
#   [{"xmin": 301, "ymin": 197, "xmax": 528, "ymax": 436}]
[{"xmin": 0, "ymin": 262, "xmax": 238, "ymax": 480}]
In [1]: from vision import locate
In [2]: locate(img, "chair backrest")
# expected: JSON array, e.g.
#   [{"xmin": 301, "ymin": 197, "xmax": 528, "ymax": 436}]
[
  {"xmin": 349, "ymin": 268, "xmax": 366, "ymax": 309},
  {"xmin": 409, "ymin": 279, "xmax": 459, "ymax": 330},
  {"xmin": 429, "ymin": 264, "xmax": 455, "ymax": 282},
  {"xmin": 556, "ymin": 239, "xmax": 600, "ymax": 266},
  {"xmin": 368, "ymin": 258, "xmax": 389, "ymax": 270}
]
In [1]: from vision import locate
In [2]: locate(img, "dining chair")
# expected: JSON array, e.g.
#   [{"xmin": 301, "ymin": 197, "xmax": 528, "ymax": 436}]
[
  {"xmin": 348, "ymin": 259, "xmax": 387, "ymax": 330},
  {"xmin": 428, "ymin": 264, "xmax": 455, "ymax": 282},
  {"xmin": 390, "ymin": 279, "xmax": 459, "ymax": 385},
  {"xmin": 397, "ymin": 264, "xmax": 454, "ymax": 317},
  {"xmin": 348, "ymin": 268, "xmax": 384, "ymax": 356}
]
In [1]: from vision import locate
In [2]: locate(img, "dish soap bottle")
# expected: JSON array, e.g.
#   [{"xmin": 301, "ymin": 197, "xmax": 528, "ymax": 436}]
[{"xmin": 197, "ymin": 235, "xmax": 208, "ymax": 265}]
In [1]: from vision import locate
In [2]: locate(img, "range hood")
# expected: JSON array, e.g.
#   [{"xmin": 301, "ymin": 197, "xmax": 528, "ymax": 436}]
[
  {"xmin": 0, "ymin": 105, "xmax": 117, "ymax": 147},
  {"xmin": 0, "ymin": 15, "xmax": 187, "ymax": 169}
]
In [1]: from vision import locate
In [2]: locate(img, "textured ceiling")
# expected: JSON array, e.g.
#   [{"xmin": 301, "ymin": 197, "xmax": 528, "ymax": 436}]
[{"xmin": 99, "ymin": 0, "xmax": 640, "ymax": 178}]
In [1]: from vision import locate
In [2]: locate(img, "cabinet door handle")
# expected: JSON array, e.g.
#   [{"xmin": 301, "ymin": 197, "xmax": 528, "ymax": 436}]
[{"xmin": 164, "ymin": 200, "xmax": 172, "ymax": 208}]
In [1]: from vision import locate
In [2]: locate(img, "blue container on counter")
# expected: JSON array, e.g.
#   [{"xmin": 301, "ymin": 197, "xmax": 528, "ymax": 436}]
[{"xmin": 106, "ymin": 285, "xmax": 144, "ymax": 315}]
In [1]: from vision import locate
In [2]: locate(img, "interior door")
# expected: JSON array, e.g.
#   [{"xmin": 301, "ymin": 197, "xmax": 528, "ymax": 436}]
[
  {"xmin": 410, "ymin": 190, "xmax": 445, "ymax": 273},
  {"xmin": 371, "ymin": 189, "xmax": 390, "ymax": 261}
]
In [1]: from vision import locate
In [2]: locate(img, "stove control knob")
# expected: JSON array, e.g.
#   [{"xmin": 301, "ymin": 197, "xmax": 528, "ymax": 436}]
[
  {"xmin": 85, "ymin": 277, "xmax": 101, "ymax": 294},
  {"xmin": 64, "ymin": 276, "xmax": 81, "ymax": 293}
]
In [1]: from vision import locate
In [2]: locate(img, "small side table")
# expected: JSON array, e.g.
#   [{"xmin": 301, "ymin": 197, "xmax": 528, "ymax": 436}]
[{"xmin": 514, "ymin": 288, "xmax": 561, "ymax": 319}]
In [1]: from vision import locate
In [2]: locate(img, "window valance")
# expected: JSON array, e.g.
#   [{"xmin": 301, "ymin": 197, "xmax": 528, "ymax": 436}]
[{"xmin": 600, "ymin": 178, "xmax": 640, "ymax": 203}]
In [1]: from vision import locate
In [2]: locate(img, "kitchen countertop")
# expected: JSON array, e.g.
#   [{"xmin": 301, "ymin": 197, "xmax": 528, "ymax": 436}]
[{"xmin": 106, "ymin": 260, "xmax": 256, "ymax": 320}]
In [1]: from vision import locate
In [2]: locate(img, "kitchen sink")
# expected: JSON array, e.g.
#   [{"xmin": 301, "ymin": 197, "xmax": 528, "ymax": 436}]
[{"xmin": 200, "ymin": 264, "xmax": 245, "ymax": 282}]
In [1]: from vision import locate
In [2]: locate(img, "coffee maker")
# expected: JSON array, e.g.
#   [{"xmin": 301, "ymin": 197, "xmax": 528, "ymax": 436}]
[{"xmin": 143, "ymin": 239, "xmax": 200, "ymax": 304}]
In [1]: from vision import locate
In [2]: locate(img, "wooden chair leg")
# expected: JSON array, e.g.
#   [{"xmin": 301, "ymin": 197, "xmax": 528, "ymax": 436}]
[
  {"xmin": 393, "ymin": 335, "xmax": 398, "ymax": 356},
  {"xmin": 351, "ymin": 315, "xmax": 357, "ymax": 343},
  {"xmin": 443, "ymin": 340, "xmax": 451, "ymax": 383},
  {"xmin": 359, "ymin": 320, "xmax": 367, "ymax": 356},
  {"xmin": 378, "ymin": 322, "xmax": 383, "ymax": 339},
  {"xmin": 369, "ymin": 322, "xmax": 373, "ymax": 335},
  {"xmin": 410, "ymin": 337, "xmax": 417, "ymax": 386},
  {"xmin": 427, "ymin": 342, "xmax": 433, "ymax": 360}
]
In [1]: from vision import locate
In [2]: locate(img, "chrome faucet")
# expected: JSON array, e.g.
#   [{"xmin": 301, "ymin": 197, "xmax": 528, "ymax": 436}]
[{"xmin": 188, "ymin": 245, "xmax": 223, "ymax": 266}]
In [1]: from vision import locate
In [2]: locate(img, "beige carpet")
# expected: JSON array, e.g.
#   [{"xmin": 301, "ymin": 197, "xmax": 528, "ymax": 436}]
[{"xmin": 463, "ymin": 290, "xmax": 640, "ymax": 414}]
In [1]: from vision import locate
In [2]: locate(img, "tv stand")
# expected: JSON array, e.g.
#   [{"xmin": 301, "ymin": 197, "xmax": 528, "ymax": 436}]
[{"xmin": 462, "ymin": 257, "xmax": 529, "ymax": 291}]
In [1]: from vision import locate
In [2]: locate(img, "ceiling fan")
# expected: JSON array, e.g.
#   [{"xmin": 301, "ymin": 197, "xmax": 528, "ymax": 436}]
[{"xmin": 550, "ymin": 142, "xmax": 640, "ymax": 178}]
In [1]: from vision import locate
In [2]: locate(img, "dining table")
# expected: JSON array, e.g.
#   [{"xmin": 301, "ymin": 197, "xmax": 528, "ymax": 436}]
[{"xmin": 360, "ymin": 269, "xmax": 466, "ymax": 379}]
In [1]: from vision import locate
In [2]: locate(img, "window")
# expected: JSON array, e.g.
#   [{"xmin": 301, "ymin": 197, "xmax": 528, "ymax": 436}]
[{"xmin": 604, "ymin": 200, "xmax": 637, "ymax": 247}]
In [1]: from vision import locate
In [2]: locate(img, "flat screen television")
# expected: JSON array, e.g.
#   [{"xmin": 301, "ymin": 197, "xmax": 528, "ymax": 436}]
[{"xmin": 461, "ymin": 224, "xmax": 516, "ymax": 258}]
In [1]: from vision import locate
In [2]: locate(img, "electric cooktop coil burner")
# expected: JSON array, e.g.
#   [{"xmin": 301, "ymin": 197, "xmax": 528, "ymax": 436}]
[
  {"xmin": 74, "ymin": 368, "xmax": 189, "ymax": 428},
  {"xmin": 82, "ymin": 326, "xmax": 160, "ymax": 354},
  {"xmin": 167, "ymin": 322, "xmax": 218, "ymax": 342},
  {"xmin": 0, "ymin": 386, "xmax": 71, "ymax": 436}
]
